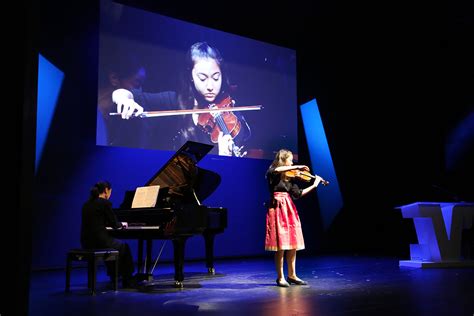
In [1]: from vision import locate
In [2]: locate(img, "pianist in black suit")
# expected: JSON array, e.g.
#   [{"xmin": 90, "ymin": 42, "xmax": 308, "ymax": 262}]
[{"xmin": 80, "ymin": 180, "xmax": 136, "ymax": 288}]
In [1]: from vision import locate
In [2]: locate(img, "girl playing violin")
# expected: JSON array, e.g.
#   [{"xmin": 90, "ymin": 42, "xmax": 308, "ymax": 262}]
[
  {"xmin": 265, "ymin": 149, "xmax": 324, "ymax": 287},
  {"xmin": 111, "ymin": 42, "xmax": 251, "ymax": 157}
]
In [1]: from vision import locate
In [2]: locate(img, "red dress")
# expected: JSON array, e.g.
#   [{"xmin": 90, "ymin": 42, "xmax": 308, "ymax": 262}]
[{"xmin": 265, "ymin": 168, "xmax": 305, "ymax": 251}]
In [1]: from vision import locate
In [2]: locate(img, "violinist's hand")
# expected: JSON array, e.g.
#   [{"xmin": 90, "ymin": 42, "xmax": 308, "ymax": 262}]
[
  {"xmin": 314, "ymin": 175, "xmax": 323, "ymax": 186},
  {"xmin": 297, "ymin": 165, "xmax": 310, "ymax": 172},
  {"xmin": 209, "ymin": 104, "xmax": 219, "ymax": 118},
  {"xmin": 217, "ymin": 132, "xmax": 247, "ymax": 157},
  {"xmin": 112, "ymin": 88, "xmax": 144, "ymax": 119},
  {"xmin": 218, "ymin": 132, "xmax": 233, "ymax": 156}
]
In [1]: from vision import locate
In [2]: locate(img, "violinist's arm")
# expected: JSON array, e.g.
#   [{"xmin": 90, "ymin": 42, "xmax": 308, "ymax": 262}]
[
  {"xmin": 274, "ymin": 165, "xmax": 309, "ymax": 173},
  {"xmin": 134, "ymin": 90, "xmax": 177, "ymax": 111},
  {"xmin": 234, "ymin": 111, "xmax": 251, "ymax": 143},
  {"xmin": 112, "ymin": 89, "xmax": 178, "ymax": 119},
  {"xmin": 300, "ymin": 176, "xmax": 323, "ymax": 197}
]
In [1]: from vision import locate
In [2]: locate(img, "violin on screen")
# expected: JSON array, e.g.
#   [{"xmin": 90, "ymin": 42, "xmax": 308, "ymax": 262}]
[
  {"xmin": 284, "ymin": 169, "xmax": 329, "ymax": 186},
  {"xmin": 196, "ymin": 94, "xmax": 252, "ymax": 157},
  {"xmin": 197, "ymin": 95, "xmax": 241, "ymax": 143}
]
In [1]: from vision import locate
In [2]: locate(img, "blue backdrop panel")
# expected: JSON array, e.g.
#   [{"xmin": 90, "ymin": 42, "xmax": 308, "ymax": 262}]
[
  {"xmin": 36, "ymin": 54, "xmax": 64, "ymax": 172},
  {"xmin": 300, "ymin": 99, "xmax": 343, "ymax": 231}
]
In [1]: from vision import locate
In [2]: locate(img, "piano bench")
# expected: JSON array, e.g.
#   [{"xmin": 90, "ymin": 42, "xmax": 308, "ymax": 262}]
[{"xmin": 65, "ymin": 248, "xmax": 119, "ymax": 295}]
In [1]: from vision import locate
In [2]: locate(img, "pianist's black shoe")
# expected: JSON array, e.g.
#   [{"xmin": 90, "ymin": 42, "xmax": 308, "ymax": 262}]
[{"xmin": 286, "ymin": 277, "xmax": 308, "ymax": 285}]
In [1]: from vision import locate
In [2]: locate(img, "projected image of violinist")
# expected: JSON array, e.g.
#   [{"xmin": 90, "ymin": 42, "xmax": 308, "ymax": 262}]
[
  {"xmin": 97, "ymin": 1, "xmax": 298, "ymax": 159},
  {"xmin": 111, "ymin": 42, "xmax": 256, "ymax": 157}
]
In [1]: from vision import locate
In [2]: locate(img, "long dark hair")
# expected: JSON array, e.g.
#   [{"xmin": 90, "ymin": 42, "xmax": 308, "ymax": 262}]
[
  {"xmin": 89, "ymin": 181, "xmax": 111, "ymax": 201},
  {"xmin": 178, "ymin": 42, "xmax": 231, "ymax": 109}
]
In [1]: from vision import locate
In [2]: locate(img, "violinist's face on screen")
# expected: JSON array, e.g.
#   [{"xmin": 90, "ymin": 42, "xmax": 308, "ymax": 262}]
[{"xmin": 191, "ymin": 57, "xmax": 222, "ymax": 104}]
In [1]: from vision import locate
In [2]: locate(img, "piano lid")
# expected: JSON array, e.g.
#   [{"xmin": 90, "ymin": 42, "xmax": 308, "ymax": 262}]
[{"xmin": 145, "ymin": 141, "xmax": 220, "ymax": 203}]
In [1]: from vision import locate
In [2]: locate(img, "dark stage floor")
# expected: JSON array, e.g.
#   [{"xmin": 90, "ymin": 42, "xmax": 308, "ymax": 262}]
[{"xmin": 28, "ymin": 255, "xmax": 474, "ymax": 316}]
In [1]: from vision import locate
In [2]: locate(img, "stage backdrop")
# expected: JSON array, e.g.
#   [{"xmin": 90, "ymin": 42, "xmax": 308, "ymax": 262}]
[{"xmin": 31, "ymin": 0, "xmax": 322, "ymax": 270}]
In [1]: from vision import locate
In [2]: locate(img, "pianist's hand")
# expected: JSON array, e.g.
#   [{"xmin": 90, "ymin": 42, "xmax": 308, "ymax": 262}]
[
  {"xmin": 112, "ymin": 88, "xmax": 144, "ymax": 119},
  {"xmin": 121, "ymin": 222, "xmax": 128, "ymax": 229}
]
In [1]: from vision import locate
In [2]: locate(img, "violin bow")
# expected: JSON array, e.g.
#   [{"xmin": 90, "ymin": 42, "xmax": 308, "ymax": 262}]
[{"xmin": 110, "ymin": 105, "xmax": 263, "ymax": 118}]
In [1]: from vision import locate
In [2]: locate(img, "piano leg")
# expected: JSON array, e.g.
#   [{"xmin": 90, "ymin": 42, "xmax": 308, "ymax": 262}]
[
  {"xmin": 138, "ymin": 239, "xmax": 144, "ymax": 273},
  {"xmin": 172, "ymin": 237, "xmax": 188, "ymax": 288},
  {"xmin": 135, "ymin": 239, "xmax": 153, "ymax": 282},
  {"xmin": 146, "ymin": 238, "xmax": 152, "ymax": 274},
  {"xmin": 203, "ymin": 229, "xmax": 217, "ymax": 275}
]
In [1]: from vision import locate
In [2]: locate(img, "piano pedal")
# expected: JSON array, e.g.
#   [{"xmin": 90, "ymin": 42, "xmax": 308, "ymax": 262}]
[
  {"xmin": 136, "ymin": 273, "xmax": 154, "ymax": 282},
  {"xmin": 207, "ymin": 267, "xmax": 216, "ymax": 275},
  {"xmin": 174, "ymin": 281, "xmax": 184, "ymax": 288}
]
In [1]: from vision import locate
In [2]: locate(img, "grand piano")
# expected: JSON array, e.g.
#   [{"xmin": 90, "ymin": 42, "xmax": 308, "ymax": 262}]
[{"xmin": 109, "ymin": 141, "xmax": 227, "ymax": 287}]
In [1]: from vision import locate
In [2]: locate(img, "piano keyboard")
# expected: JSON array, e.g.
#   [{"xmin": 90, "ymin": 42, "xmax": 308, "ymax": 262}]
[{"xmin": 106, "ymin": 226, "xmax": 160, "ymax": 230}]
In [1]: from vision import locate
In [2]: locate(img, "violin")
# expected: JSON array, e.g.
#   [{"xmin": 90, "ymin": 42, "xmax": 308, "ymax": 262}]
[
  {"xmin": 284, "ymin": 169, "xmax": 329, "ymax": 186},
  {"xmin": 197, "ymin": 95, "xmax": 240, "ymax": 143},
  {"xmin": 197, "ymin": 95, "xmax": 246, "ymax": 157}
]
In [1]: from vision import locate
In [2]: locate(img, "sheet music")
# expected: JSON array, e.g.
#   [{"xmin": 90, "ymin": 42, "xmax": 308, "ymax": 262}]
[{"xmin": 131, "ymin": 185, "xmax": 160, "ymax": 208}]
